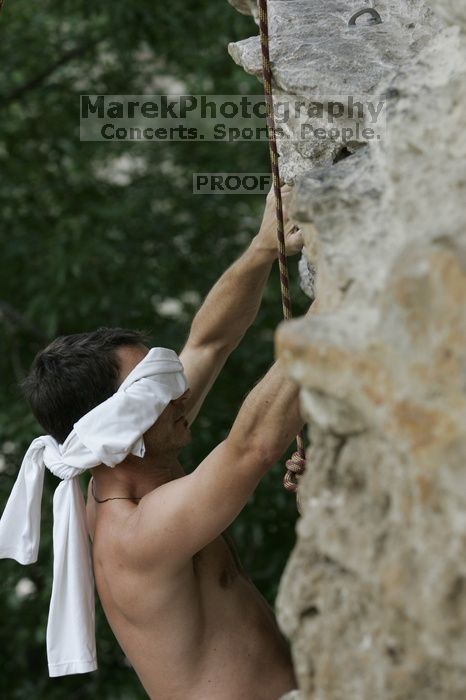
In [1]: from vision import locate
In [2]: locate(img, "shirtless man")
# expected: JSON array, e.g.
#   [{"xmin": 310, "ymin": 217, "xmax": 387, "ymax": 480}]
[{"xmin": 24, "ymin": 186, "xmax": 308, "ymax": 698}]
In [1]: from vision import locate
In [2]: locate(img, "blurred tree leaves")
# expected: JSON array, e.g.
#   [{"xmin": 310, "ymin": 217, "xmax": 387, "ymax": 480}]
[{"xmin": 0, "ymin": 0, "xmax": 308, "ymax": 697}]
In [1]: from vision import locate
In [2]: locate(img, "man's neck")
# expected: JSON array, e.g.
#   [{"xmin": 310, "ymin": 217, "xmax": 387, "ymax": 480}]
[{"xmin": 91, "ymin": 452, "xmax": 185, "ymax": 501}]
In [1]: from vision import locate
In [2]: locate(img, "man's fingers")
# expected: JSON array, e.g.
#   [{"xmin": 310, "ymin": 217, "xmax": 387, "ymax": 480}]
[
  {"xmin": 279, "ymin": 178, "xmax": 293, "ymax": 189},
  {"xmin": 288, "ymin": 225, "xmax": 303, "ymax": 239},
  {"xmin": 281, "ymin": 189, "xmax": 293, "ymax": 207},
  {"xmin": 284, "ymin": 227, "xmax": 304, "ymax": 256}
]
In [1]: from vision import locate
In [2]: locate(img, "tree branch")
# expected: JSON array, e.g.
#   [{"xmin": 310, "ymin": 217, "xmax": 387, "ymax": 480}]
[
  {"xmin": 1, "ymin": 40, "xmax": 99, "ymax": 107},
  {"xmin": 0, "ymin": 301, "xmax": 47, "ymax": 341}
]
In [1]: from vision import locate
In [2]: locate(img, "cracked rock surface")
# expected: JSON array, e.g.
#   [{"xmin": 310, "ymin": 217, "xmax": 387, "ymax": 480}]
[{"xmin": 228, "ymin": 1, "xmax": 466, "ymax": 698}]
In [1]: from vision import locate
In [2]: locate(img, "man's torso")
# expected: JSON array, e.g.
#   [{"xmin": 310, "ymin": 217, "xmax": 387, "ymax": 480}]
[{"xmin": 86, "ymin": 481, "xmax": 296, "ymax": 700}]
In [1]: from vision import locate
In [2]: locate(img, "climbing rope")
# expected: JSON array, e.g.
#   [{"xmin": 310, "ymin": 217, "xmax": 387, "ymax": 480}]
[{"xmin": 258, "ymin": 0, "xmax": 306, "ymax": 512}]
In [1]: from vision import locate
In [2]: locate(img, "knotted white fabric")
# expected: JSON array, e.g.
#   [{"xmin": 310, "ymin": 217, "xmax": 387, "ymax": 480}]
[{"xmin": 0, "ymin": 347, "xmax": 188, "ymax": 677}]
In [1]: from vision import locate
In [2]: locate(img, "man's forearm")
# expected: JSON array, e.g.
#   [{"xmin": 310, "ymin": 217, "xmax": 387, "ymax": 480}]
[
  {"xmin": 228, "ymin": 356, "xmax": 304, "ymax": 463},
  {"xmin": 187, "ymin": 236, "xmax": 276, "ymax": 350},
  {"xmin": 228, "ymin": 298, "xmax": 318, "ymax": 461}
]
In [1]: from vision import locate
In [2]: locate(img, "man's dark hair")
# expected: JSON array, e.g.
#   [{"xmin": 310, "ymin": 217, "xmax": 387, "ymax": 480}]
[{"xmin": 20, "ymin": 327, "xmax": 151, "ymax": 443}]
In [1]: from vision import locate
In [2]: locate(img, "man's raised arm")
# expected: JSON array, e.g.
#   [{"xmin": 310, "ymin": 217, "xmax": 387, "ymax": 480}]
[
  {"xmin": 129, "ymin": 303, "xmax": 317, "ymax": 570},
  {"xmin": 179, "ymin": 185, "xmax": 303, "ymax": 426},
  {"xmin": 226, "ymin": 357, "xmax": 305, "ymax": 467},
  {"xmin": 228, "ymin": 296, "xmax": 321, "ymax": 462}
]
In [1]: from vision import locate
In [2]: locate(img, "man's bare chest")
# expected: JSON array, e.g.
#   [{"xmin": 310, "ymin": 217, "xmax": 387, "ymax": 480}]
[{"xmin": 192, "ymin": 530, "xmax": 248, "ymax": 590}]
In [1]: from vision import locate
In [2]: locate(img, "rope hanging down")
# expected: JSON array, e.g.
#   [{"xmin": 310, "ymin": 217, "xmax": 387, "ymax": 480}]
[{"xmin": 258, "ymin": 0, "xmax": 306, "ymax": 510}]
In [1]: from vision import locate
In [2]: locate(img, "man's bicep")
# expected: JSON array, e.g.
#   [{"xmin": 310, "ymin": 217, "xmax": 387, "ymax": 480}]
[
  {"xmin": 131, "ymin": 440, "xmax": 266, "ymax": 568},
  {"xmin": 178, "ymin": 341, "xmax": 230, "ymax": 426}
]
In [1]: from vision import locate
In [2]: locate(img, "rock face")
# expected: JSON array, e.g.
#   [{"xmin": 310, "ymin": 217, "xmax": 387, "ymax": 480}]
[{"xmin": 228, "ymin": 1, "xmax": 466, "ymax": 698}]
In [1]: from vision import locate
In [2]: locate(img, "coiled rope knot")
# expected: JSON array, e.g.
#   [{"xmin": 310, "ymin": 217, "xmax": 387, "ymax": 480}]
[{"xmin": 283, "ymin": 451, "xmax": 306, "ymax": 493}]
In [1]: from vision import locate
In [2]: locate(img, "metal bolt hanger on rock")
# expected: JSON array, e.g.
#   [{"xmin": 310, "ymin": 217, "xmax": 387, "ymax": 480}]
[{"xmin": 348, "ymin": 8, "xmax": 383, "ymax": 27}]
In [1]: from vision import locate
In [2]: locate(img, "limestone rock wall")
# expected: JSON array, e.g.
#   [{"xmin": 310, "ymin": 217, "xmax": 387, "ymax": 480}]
[{"xmin": 228, "ymin": 2, "xmax": 466, "ymax": 698}]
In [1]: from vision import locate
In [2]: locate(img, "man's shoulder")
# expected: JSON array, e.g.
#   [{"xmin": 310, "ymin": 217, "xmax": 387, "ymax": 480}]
[{"xmin": 113, "ymin": 485, "xmax": 190, "ymax": 574}]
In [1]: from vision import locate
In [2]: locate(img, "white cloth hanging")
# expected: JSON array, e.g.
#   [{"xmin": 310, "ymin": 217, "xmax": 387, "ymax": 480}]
[{"xmin": 0, "ymin": 346, "xmax": 188, "ymax": 677}]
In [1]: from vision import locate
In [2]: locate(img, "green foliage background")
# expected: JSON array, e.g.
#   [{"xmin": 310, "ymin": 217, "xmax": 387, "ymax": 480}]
[{"xmin": 0, "ymin": 1, "xmax": 308, "ymax": 697}]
